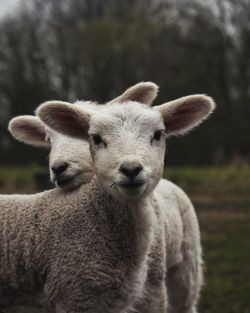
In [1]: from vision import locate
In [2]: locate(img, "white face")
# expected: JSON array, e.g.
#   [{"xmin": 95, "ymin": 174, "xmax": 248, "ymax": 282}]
[
  {"xmin": 88, "ymin": 102, "xmax": 166, "ymax": 200},
  {"xmin": 8, "ymin": 115, "xmax": 95, "ymax": 191},
  {"xmin": 10, "ymin": 83, "xmax": 159, "ymax": 191},
  {"xmin": 37, "ymin": 89, "xmax": 215, "ymax": 197},
  {"xmin": 46, "ymin": 129, "xmax": 94, "ymax": 190}
]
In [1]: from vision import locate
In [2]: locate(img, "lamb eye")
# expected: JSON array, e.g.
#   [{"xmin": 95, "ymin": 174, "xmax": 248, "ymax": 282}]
[
  {"xmin": 153, "ymin": 130, "xmax": 162, "ymax": 141},
  {"xmin": 93, "ymin": 134, "xmax": 102, "ymax": 145}
]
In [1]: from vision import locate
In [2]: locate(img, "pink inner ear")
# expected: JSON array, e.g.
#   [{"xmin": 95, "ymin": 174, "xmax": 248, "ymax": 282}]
[
  {"xmin": 109, "ymin": 82, "xmax": 158, "ymax": 105},
  {"xmin": 9, "ymin": 120, "xmax": 49, "ymax": 147},
  {"xmin": 165, "ymin": 105, "xmax": 202, "ymax": 132},
  {"xmin": 123, "ymin": 89, "xmax": 152, "ymax": 103},
  {"xmin": 41, "ymin": 105, "xmax": 90, "ymax": 139},
  {"xmin": 21, "ymin": 124, "xmax": 46, "ymax": 140},
  {"xmin": 10, "ymin": 118, "xmax": 45, "ymax": 140},
  {"xmin": 160, "ymin": 95, "xmax": 214, "ymax": 135}
]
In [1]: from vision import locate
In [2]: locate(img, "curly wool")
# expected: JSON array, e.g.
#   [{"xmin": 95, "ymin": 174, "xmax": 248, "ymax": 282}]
[
  {"xmin": 0, "ymin": 179, "xmax": 155, "ymax": 312},
  {"xmin": 2, "ymin": 86, "xmax": 213, "ymax": 312},
  {"xmin": 0, "ymin": 178, "xmax": 202, "ymax": 313}
]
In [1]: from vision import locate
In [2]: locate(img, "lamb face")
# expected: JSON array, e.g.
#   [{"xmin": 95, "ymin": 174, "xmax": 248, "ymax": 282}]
[
  {"xmin": 46, "ymin": 129, "xmax": 94, "ymax": 189},
  {"xmin": 9, "ymin": 82, "xmax": 159, "ymax": 192},
  {"xmin": 38, "ymin": 93, "xmax": 215, "ymax": 202},
  {"xmin": 8, "ymin": 115, "xmax": 94, "ymax": 190},
  {"xmin": 88, "ymin": 102, "xmax": 166, "ymax": 200}
]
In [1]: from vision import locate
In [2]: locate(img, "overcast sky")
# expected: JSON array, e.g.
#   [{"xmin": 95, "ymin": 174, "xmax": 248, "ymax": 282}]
[{"xmin": 0, "ymin": 0, "xmax": 21, "ymax": 18}]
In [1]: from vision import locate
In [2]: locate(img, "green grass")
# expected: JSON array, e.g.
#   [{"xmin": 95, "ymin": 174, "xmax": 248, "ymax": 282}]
[
  {"xmin": 199, "ymin": 213, "xmax": 250, "ymax": 313},
  {"xmin": 164, "ymin": 165, "xmax": 250, "ymax": 194},
  {"xmin": 0, "ymin": 166, "xmax": 47, "ymax": 194},
  {"xmin": 165, "ymin": 166, "xmax": 250, "ymax": 211},
  {"xmin": 1, "ymin": 166, "xmax": 250, "ymax": 313},
  {"xmin": 163, "ymin": 166, "xmax": 250, "ymax": 313}
]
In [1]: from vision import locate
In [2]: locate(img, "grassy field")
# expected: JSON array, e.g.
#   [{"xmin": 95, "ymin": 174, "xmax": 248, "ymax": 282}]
[
  {"xmin": 0, "ymin": 166, "xmax": 47, "ymax": 194},
  {"xmin": 165, "ymin": 166, "xmax": 250, "ymax": 313},
  {"xmin": 1, "ymin": 166, "xmax": 250, "ymax": 313}
]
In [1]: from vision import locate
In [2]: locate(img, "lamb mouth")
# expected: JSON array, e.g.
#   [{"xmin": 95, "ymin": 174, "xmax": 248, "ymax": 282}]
[
  {"xmin": 116, "ymin": 180, "xmax": 146, "ymax": 197},
  {"xmin": 56, "ymin": 174, "xmax": 78, "ymax": 187},
  {"xmin": 118, "ymin": 181, "xmax": 145, "ymax": 189}
]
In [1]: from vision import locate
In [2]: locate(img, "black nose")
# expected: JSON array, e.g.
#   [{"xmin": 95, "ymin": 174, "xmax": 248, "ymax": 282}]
[
  {"xmin": 51, "ymin": 162, "xmax": 68, "ymax": 175},
  {"xmin": 119, "ymin": 162, "xmax": 143, "ymax": 180}
]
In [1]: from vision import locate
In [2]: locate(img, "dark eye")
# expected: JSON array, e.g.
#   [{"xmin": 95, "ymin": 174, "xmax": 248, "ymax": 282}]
[
  {"xmin": 93, "ymin": 134, "xmax": 102, "ymax": 145},
  {"xmin": 153, "ymin": 130, "xmax": 162, "ymax": 141}
]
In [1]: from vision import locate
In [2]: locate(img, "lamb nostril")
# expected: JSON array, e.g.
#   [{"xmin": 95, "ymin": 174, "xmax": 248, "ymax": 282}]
[
  {"xmin": 119, "ymin": 163, "xmax": 143, "ymax": 179},
  {"xmin": 52, "ymin": 162, "xmax": 68, "ymax": 175}
]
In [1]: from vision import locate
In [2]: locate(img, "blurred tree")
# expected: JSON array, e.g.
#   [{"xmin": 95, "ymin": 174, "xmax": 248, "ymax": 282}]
[{"xmin": 0, "ymin": 0, "xmax": 249, "ymax": 165}]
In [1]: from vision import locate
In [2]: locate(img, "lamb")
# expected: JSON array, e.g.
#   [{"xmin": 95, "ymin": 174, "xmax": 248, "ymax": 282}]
[
  {"xmin": 0, "ymin": 86, "xmax": 214, "ymax": 312},
  {"xmin": 1, "ymin": 82, "xmax": 159, "ymax": 311},
  {"xmin": 37, "ymin": 91, "xmax": 214, "ymax": 312},
  {"xmin": 8, "ymin": 83, "xmax": 158, "ymax": 191},
  {"xmin": 9, "ymin": 83, "xmax": 204, "ymax": 312},
  {"xmin": 8, "ymin": 103, "xmax": 96, "ymax": 191}
]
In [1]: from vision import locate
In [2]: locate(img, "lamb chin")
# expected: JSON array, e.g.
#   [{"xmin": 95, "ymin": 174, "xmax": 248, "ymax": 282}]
[{"xmin": 116, "ymin": 183, "xmax": 147, "ymax": 198}]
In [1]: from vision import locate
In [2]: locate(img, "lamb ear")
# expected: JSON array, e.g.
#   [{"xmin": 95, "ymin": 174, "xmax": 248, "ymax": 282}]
[
  {"xmin": 154, "ymin": 95, "xmax": 215, "ymax": 136},
  {"xmin": 36, "ymin": 101, "xmax": 90, "ymax": 139},
  {"xmin": 8, "ymin": 116, "xmax": 50, "ymax": 148},
  {"xmin": 108, "ymin": 82, "xmax": 159, "ymax": 105}
]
